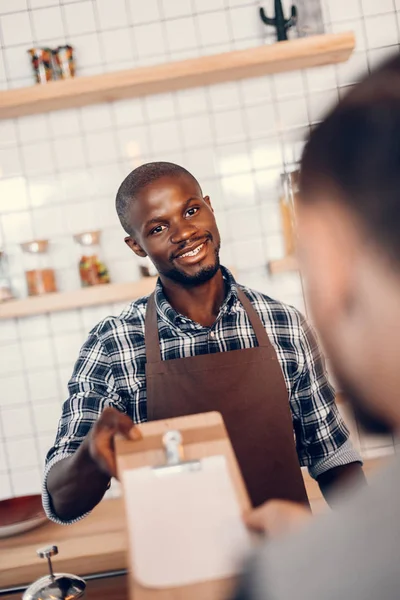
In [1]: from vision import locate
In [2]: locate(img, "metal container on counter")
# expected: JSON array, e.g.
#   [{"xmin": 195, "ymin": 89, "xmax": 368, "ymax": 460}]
[
  {"xmin": 23, "ymin": 546, "xmax": 86, "ymax": 600},
  {"xmin": 74, "ymin": 230, "xmax": 110, "ymax": 287},
  {"xmin": 20, "ymin": 240, "xmax": 57, "ymax": 296}
]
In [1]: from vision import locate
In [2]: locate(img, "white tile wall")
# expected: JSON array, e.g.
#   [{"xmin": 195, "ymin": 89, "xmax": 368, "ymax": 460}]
[{"xmin": 0, "ymin": 0, "xmax": 398, "ymax": 498}]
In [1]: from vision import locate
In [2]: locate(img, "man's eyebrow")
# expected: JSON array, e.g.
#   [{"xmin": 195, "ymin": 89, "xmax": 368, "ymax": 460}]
[
  {"xmin": 183, "ymin": 196, "xmax": 201, "ymax": 207},
  {"xmin": 144, "ymin": 216, "xmax": 165, "ymax": 229},
  {"xmin": 144, "ymin": 196, "xmax": 201, "ymax": 229},
  {"xmin": 143, "ymin": 196, "xmax": 200, "ymax": 229}
]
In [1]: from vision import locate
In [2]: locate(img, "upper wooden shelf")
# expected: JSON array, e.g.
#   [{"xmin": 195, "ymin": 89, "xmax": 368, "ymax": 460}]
[
  {"xmin": 0, "ymin": 32, "xmax": 355, "ymax": 119},
  {"xmin": 0, "ymin": 278, "xmax": 157, "ymax": 319}
]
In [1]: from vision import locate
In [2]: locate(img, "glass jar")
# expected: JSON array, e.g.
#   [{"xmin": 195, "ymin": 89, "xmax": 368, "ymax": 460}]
[
  {"xmin": 295, "ymin": 0, "xmax": 324, "ymax": 37},
  {"xmin": 21, "ymin": 240, "xmax": 57, "ymax": 296},
  {"xmin": 74, "ymin": 231, "xmax": 110, "ymax": 287},
  {"xmin": 0, "ymin": 250, "xmax": 14, "ymax": 301},
  {"xmin": 279, "ymin": 170, "xmax": 299, "ymax": 257}
]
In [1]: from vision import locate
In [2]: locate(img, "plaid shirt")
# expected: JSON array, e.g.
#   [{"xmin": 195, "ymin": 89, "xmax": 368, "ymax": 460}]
[{"xmin": 43, "ymin": 267, "xmax": 361, "ymax": 523}]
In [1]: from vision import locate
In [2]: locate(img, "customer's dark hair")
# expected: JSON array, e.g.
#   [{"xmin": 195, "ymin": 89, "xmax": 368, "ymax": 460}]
[
  {"xmin": 116, "ymin": 161, "xmax": 200, "ymax": 235},
  {"xmin": 300, "ymin": 54, "xmax": 400, "ymax": 266}
]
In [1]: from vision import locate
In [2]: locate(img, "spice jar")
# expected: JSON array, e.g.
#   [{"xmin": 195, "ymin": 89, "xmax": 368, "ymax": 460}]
[
  {"xmin": 27, "ymin": 47, "xmax": 54, "ymax": 84},
  {"xmin": 21, "ymin": 240, "xmax": 57, "ymax": 296},
  {"xmin": 52, "ymin": 45, "xmax": 75, "ymax": 79},
  {"xmin": 74, "ymin": 231, "xmax": 110, "ymax": 287},
  {"xmin": 0, "ymin": 251, "xmax": 14, "ymax": 301},
  {"xmin": 279, "ymin": 170, "xmax": 299, "ymax": 257}
]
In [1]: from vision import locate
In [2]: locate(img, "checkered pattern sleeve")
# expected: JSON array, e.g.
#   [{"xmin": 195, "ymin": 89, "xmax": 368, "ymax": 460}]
[
  {"xmin": 291, "ymin": 315, "xmax": 362, "ymax": 478},
  {"xmin": 42, "ymin": 325, "xmax": 127, "ymax": 524}
]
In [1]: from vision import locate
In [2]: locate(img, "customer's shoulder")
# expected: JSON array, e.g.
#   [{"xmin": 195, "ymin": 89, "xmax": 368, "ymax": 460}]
[
  {"xmin": 86, "ymin": 294, "xmax": 150, "ymax": 341},
  {"xmin": 252, "ymin": 457, "xmax": 400, "ymax": 600}
]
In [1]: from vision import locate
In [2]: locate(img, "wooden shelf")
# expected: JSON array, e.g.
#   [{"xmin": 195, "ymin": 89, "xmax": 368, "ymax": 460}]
[
  {"xmin": 0, "ymin": 278, "xmax": 158, "ymax": 319},
  {"xmin": 268, "ymin": 255, "xmax": 299, "ymax": 274},
  {"xmin": 0, "ymin": 32, "xmax": 355, "ymax": 119}
]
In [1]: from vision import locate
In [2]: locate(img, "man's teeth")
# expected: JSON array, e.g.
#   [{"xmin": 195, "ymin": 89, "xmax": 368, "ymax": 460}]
[{"xmin": 180, "ymin": 243, "xmax": 204, "ymax": 258}]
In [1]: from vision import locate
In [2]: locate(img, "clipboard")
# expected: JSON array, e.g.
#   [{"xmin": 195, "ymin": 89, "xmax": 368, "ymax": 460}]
[{"xmin": 115, "ymin": 411, "xmax": 253, "ymax": 600}]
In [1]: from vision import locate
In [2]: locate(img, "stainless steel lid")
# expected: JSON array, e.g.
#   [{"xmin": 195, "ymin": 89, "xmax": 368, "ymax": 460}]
[{"xmin": 23, "ymin": 545, "xmax": 86, "ymax": 600}]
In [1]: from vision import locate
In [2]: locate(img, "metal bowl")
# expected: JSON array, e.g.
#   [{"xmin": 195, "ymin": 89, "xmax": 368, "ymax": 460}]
[
  {"xmin": 20, "ymin": 240, "xmax": 49, "ymax": 254},
  {"xmin": 0, "ymin": 494, "xmax": 48, "ymax": 539},
  {"xmin": 73, "ymin": 230, "xmax": 101, "ymax": 247}
]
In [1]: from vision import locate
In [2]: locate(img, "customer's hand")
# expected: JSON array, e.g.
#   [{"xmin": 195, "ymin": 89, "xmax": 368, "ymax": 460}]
[
  {"xmin": 85, "ymin": 406, "xmax": 141, "ymax": 478},
  {"xmin": 244, "ymin": 499, "xmax": 312, "ymax": 539}
]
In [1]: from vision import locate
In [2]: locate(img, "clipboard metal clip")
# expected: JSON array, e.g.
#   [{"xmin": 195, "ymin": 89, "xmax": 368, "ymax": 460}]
[{"xmin": 153, "ymin": 430, "xmax": 201, "ymax": 477}]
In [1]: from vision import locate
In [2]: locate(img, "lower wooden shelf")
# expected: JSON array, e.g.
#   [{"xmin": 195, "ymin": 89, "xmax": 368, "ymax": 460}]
[{"xmin": 0, "ymin": 278, "xmax": 158, "ymax": 320}]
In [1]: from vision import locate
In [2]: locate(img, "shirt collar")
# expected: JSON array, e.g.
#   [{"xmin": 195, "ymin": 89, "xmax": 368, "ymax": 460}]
[{"xmin": 154, "ymin": 266, "xmax": 239, "ymax": 327}]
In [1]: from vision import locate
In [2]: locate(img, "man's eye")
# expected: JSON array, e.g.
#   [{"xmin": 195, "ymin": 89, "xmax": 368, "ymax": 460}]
[
  {"xmin": 150, "ymin": 225, "xmax": 166, "ymax": 235},
  {"xmin": 186, "ymin": 207, "xmax": 199, "ymax": 217}
]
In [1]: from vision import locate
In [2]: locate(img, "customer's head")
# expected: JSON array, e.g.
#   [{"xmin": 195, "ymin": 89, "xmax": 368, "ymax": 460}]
[{"xmin": 298, "ymin": 54, "xmax": 400, "ymax": 434}]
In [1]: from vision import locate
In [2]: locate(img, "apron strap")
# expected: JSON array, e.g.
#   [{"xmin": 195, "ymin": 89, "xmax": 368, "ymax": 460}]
[
  {"xmin": 145, "ymin": 286, "xmax": 275, "ymax": 364},
  {"xmin": 144, "ymin": 292, "xmax": 161, "ymax": 364},
  {"xmin": 235, "ymin": 288, "xmax": 272, "ymax": 349}
]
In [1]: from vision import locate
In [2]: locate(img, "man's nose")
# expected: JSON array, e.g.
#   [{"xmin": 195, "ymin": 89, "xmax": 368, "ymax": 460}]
[{"xmin": 170, "ymin": 220, "xmax": 197, "ymax": 245}]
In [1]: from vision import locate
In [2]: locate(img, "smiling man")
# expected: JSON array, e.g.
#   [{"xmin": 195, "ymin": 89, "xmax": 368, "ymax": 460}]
[{"xmin": 43, "ymin": 162, "xmax": 363, "ymax": 523}]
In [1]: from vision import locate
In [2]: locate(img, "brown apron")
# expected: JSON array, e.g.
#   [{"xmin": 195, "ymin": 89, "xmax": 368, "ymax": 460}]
[{"xmin": 145, "ymin": 288, "xmax": 309, "ymax": 507}]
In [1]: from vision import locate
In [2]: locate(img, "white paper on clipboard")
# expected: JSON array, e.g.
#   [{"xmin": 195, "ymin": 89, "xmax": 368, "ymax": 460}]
[{"xmin": 122, "ymin": 454, "xmax": 253, "ymax": 588}]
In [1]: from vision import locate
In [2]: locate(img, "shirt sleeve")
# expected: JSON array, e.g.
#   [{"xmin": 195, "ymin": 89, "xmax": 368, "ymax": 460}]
[
  {"xmin": 291, "ymin": 314, "xmax": 362, "ymax": 479},
  {"xmin": 42, "ymin": 328, "xmax": 126, "ymax": 524}
]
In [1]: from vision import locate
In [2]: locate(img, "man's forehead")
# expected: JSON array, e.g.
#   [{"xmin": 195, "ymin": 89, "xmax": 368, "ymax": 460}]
[
  {"xmin": 137, "ymin": 173, "xmax": 202, "ymax": 201},
  {"xmin": 128, "ymin": 174, "xmax": 202, "ymax": 230}
]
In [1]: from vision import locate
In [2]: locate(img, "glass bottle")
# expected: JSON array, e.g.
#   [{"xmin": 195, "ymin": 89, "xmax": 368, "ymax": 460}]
[
  {"xmin": 279, "ymin": 170, "xmax": 299, "ymax": 257},
  {"xmin": 74, "ymin": 231, "xmax": 110, "ymax": 287},
  {"xmin": 0, "ymin": 250, "xmax": 14, "ymax": 301},
  {"xmin": 21, "ymin": 240, "xmax": 57, "ymax": 296}
]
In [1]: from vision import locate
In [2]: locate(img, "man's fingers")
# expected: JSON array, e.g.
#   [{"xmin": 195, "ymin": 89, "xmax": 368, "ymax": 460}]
[
  {"xmin": 97, "ymin": 407, "xmax": 136, "ymax": 438},
  {"xmin": 89, "ymin": 408, "xmax": 141, "ymax": 477},
  {"xmin": 129, "ymin": 425, "xmax": 142, "ymax": 441}
]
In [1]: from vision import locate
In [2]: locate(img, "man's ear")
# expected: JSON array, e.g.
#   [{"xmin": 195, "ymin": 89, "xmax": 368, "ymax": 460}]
[
  {"xmin": 125, "ymin": 236, "xmax": 147, "ymax": 258},
  {"xmin": 204, "ymin": 195, "xmax": 214, "ymax": 212}
]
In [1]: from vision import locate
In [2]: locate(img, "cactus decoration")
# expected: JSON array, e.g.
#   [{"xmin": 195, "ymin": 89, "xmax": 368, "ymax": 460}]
[{"xmin": 259, "ymin": 0, "xmax": 298, "ymax": 42}]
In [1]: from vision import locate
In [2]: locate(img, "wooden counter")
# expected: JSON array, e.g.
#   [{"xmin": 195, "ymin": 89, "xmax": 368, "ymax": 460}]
[
  {"xmin": 0, "ymin": 457, "xmax": 387, "ymax": 591},
  {"xmin": 0, "ymin": 498, "xmax": 128, "ymax": 589}
]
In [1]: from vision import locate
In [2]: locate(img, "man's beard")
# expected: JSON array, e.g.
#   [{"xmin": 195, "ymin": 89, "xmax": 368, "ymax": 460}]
[
  {"xmin": 333, "ymin": 362, "xmax": 393, "ymax": 435},
  {"xmin": 160, "ymin": 238, "xmax": 221, "ymax": 286}
]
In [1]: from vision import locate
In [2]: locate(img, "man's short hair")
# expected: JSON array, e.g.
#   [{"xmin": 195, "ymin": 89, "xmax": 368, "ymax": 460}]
[
  {"xmin": 300, "ymin": 54, "xmax": 400, "ymax": 267},
  {"xmin": 116, "ymin": 162, "xmax": 199, "ymax": 235}
]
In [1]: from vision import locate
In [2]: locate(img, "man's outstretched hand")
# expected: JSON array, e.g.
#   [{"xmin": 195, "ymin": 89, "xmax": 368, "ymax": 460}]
[{"xmin": 86, "ymin": 406, "xmax": 142, "ymax": 477}]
